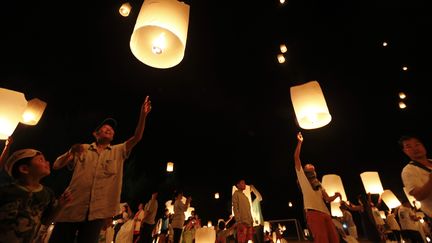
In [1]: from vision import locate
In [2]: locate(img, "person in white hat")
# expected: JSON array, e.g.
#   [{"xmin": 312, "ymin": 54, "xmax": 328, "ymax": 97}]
[{"xmin": 0, "ymin": 148, "xmax": 72, "ymax": 242}]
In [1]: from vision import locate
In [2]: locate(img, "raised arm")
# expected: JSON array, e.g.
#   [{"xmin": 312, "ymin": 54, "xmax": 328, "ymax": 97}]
[
  {"xmin": 322, "ymin": 190, "xmax": 341, "ymax": 203},
  {"xmin": 0, "ymin": 136, "xmax": 13, "ymax": 169},
  {"xmin": 294, "ymin": 132, "xmax": 304, "ymax": 170},
  {"xmin": 125, "ymin": 96, "xmax": 152, "ymax": 153},
  {"xmin": 53, "ymin": 144, "xmax": 83, "ymax": 170}
]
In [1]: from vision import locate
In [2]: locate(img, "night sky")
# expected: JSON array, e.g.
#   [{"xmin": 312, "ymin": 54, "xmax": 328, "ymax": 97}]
[{"xmin": 1, "ymin": 0, "xmax": 431, "ymax": 226}]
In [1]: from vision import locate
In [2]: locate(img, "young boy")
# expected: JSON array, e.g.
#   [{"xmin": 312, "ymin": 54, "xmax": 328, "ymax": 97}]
[{"xmin": 0, "ymin": 149, "xmax": 72, "ymax": 242}]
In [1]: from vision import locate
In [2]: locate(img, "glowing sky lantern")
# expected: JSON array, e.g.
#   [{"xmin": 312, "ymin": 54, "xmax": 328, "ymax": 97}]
[
  {"xmin": 360, "ymin": 171, "xmax": 384, "ymax": 194},
  {"xmin": 20, "ymin": 98, "xmax": 47, "ymax": 126},
  {"xmin": 322, "ymin": 174, "xmax": 347, "ymax": 203},
  {"xmin": 130, "ymin": 0, "xmax": 190, "ymax": 68},
  {"xmin": 0, "ymin": 88, "xmax": 28, "ymax": 139},
  {"xmin": 381, "ymin": 189, "xmax": 401, "ymax": 209},
  {"xmin": 290, "ymin": 81, "xmax": 332, "ymax": 129}
]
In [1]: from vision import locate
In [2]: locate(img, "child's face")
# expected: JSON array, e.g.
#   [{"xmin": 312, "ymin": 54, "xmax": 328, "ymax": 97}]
[{"xmin": 28, "ymin": 154, "xmax": 50, "ymax": 178}]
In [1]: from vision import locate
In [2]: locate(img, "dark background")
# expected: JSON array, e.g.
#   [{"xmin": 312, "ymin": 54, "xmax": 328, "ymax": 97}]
[{"xmin": 1, "ymin": 0, "xmax": 431, "ymax": 227}]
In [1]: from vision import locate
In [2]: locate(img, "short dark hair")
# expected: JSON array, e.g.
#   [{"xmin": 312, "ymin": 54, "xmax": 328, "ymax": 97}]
[{"xmin": 398, "ymin": 135, "xmax": 422, "ymax": 149}]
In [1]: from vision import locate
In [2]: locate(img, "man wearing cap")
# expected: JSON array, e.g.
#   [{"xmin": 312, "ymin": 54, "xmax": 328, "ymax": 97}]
[{"xmin": 49, "ymin": 96, "xmax": 152, "ymax": 243}]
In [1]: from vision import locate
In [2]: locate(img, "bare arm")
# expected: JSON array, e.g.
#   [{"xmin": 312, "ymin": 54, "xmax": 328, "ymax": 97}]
[
  {"xmin": 409, "ymin": 174, "xmax": 432, "ymax": 201},
  {"xmin": 52, "ymin": 144, "xmax": 83, "ymax": 170},
  {"xmin": 322, "ymin": 190, "xmax": 341, "ymax": 203},
  {"xmin": 0, "ymin": 136, "xmax": 12, "ymax": 170},
  {"xmin": 250, "ymin": 184, "xmax": 262, "ymax": 201},
  {"xmin": 294, "ymin": 132, "xmax": 303, "ymax": 171},
  {"xmin": 125, "ymin": 96, "xmax": 152, "ymax": 153}
]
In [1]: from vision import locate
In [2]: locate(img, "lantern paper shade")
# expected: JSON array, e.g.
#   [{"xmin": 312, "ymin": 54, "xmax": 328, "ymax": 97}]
[
  {"xmin": 379, "ymin": 210, "xmax": 386, "ymax": 219},
  {"xmin": 322, "ymin": 174, "xmax": 347, "ymax": 202},
  {"xmin": 290, "ymin": 80, "xmax": 332, "ymax": 129},
  {"xmin": 381, "ymin": 189, "xmax": 401, "ymax": 209},
  {"xmin": 20, "ymin": 98, "xmax": 47, "ymax": 126},
  {"xmin": 330, "ymin": 202, "xmax": 343, "ymax": 217},
  {"xmin": 195, "ymin": 227, "xmax": 216, "ymax": 243},
  {"xmin": 214, "ymin": 192, "xmax": 219, "ymax": 199},
  {"xmin": 360, "ymin": 171, "xmax": 384, "ymax": 194},
  {"xmin": 0, "ymin": 88, "xmax": 28, "ymax": 139},
  {"xmin": 130, "ymin": 0, "xmax": 190, "ymax": 69},
  {"xmin": 167, "ymin": 161, "xmax": 174, "ymax": 172},
  {"xmin": 403, "ymin": 187, "xmax": 421, "ymax": 208}
]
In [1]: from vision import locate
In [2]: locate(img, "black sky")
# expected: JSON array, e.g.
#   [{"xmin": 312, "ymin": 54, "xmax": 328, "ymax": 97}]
[{"xmin": 1, "ymin": 0, "xmax": 432, "ymax": 225}]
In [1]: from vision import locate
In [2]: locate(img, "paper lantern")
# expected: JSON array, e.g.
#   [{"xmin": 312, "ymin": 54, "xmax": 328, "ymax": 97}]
[
  {"xmin": 214, "ymin": 192, "xmax": 219, "ymax": 199},
  {"xmin": 195, "ymin": 227, "xmax": 216, "ymax": 243},
  {"xmin": 403, "ymin": 187, "xmax": 421, "ymax": 208},
  {"xmin": 280, "ymin": 44, "xmax": 287, "ymax": 53},
  {"xmin": 330, "ymin": 202, "xmax": 343, "ymax": 217},
  {"xmin": 360, "ymin": 171, "xmax": 384, "ymax": 194},
  {"xmin": 264, "ymin": 221, "xmax": 271, "ymax": 233},
  {"xmin": 321, "ymin": 174, "xmax": 347, "ymax": 202},
  {"xmin": 381, "ymin": 189, "xmax": 401, "ymax": 209},
  {"xmin": 0, "ymin": 88, "xmax": 28, "ymax": 139},
  {"xmin": 290, "ymin": 80, "xmax": 332, "ymax": 129},
  {"xmin": 207, "ymin": 221, "xmax": 212, "ymax": 227},
  {"xmin": 379, "ymin": 210, "xmax": 386, "ymax": 219},
  {"xmin": 130, "ymin": 0, "xmax": 190, "ymax": 68},
  {"xmin": 119, "ymin": 2, "xmax": 132, "ymax": 17},
  {"xmin": 20, "ymin": 98, "xmax": 47, "ymax": 126},
  {"xmin": 277, "ymin": 54, "xmax": 285, "ymax": 63},
  {"xmin": 167, "ymin": 161, "xmax": 174, "ymax": 172},
  {"xmin": 164, "ymin": 196, "xmax": 193, "ymax": 217}
]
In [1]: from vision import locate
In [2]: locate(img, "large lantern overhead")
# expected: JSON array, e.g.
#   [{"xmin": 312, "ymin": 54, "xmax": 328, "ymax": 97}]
[
  {"xmin": 20, "ymin": 98, "xmax": 47, "ymax": 126},
  {"xmin": 130, "ymin": 0, "xmax": 190, "ymax": 69},
  {"xmin": 322, "ymin": 174, "xmax": 347, "ymax": 203},
  {"xmin": 360, "ymin": 171, "xmax": 384, "ymax": 194},
  {"xmin": 0, "ymin": 88, "xmax": 28, "ymax": 139},
  {"xmin": 381, "ymin": 189, "xmax": 401, "ymax": 209},
  {"xmin": 290, "ymin": 80, "xmax": 332, "ymax": 129}
]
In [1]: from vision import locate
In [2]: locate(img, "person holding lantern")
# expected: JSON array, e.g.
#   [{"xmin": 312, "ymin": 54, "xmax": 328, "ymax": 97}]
[
  {"xmin": 293, "ymin": 131, "xmax": 341, "ymax": 243},
  {"xmin": 48, "ymin": 96, "xmax": 152, "ymax": 243}
]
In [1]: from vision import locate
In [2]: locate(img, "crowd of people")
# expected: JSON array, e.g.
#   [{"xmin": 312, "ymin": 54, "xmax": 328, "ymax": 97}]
[{"xmin": 2, "ymin": 94, "xmax": 432, "ymax": 243}]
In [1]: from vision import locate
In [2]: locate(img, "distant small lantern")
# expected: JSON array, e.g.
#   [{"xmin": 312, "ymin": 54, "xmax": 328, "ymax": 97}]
[
  {"xmin": 280, "ymin": 44, "xmax": 287, "ymax": 53},
  {"xmin": 0, "ymin": 88, "xmax": 28, "ymax": 139},
  {"xmin": 280, "ymin": 0, "xmax": 286, "ymax": 4},
  {"xmin": 207, "ymin": 221, "xmax": 212, "ymax": 227},
  {"xmin": 382, "ymin": 42, "xmax": 388, "ymax": 47},
  {"xmin": 322, "ymin": 174, "xmax": 347, "ymax": 202},
  {"xmin": 277, "ymin": 54, "xmax": 285, "ymax": 63},
  {"xmin": 288, "ymin": 202, "xmax": 293, "ymax": 207},
  {"xmin": 119, "ymin": 2, "xmax": 132, "ymax": 17},
  {"xmin": 130, "ymin": 0, "xmax": 190, "ymax": 69},
  {"xmin": 360, "ymin": 171, "xmax": 384, "ymax": 194},
  {"xmin": 167, "ymin": 161, "xmax": 174, "ymax": 172},
  {"xmin": 381, "ymin": 189, "xmax": 401, "ymax": 209},
  {"xmin": 399, "ymin": 101, "xmax": 407, "ymax": 109},
  {"xmin": 402, "ymin": 66, "xmax": 408, "ymax": 71},
  {"xmin": 399, "ymin": 92, "xmax": 406, "ymax": 99},
  {"xmin": 290, "ymin": 80, "xmax": 332, "ymax": 129},
  {"xmin": 20, "ymin": 98, "xmax": 47, "ymax": 126},
  {"xmin": 214, "ymin": 192, "xmax": 219, "ymax": 199}
]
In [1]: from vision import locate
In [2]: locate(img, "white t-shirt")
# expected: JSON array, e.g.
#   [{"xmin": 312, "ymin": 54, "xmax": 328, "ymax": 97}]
[
  {"xmin": 295, "ymin": 167, "xmax": 330, "ymax": 214},
  {"xmin": 401, "ymin": 161, "xmax": 432, "ymax": 217}
]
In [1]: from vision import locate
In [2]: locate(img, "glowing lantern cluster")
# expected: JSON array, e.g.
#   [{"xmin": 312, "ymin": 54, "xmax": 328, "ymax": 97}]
[{"xmin": 0, "ymin": 88, "xmax": 46, "ymax": 139}]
